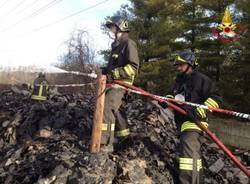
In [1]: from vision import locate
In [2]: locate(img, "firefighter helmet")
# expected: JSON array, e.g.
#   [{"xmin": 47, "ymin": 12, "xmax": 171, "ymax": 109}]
[
  {"xmin": 105, "ymin": 16, "xmax": 129, "ymax": 32},
  {"xmin": 38, "ymin": 72, "xmax": 45, "ymax": 78},
  {"xmin": 174, "ymin": 51, "xmax": 198, "ymax": 68}
]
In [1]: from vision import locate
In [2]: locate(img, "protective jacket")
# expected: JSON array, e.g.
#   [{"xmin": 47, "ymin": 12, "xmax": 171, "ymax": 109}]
[
  {"xmin": 172, "ymin": 70, "xmax": 221, "ymax": 129},
  {"xmin": 103, "ymin": 33, "xmax": 139, "ymax": 84},
  {"xmin": 31, "ymin": 76, "xmax": 49, "ymax": 101}
]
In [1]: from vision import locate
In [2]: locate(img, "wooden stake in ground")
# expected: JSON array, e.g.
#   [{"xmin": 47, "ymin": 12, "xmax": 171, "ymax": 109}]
[{"xmin": 90, "ymin": 75, "xmax": 106, "ymax": 153}]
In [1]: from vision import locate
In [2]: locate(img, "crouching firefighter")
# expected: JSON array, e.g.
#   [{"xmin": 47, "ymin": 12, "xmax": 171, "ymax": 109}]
[
  {"xmin": 159, "ymin": 51, "xmax": 221, "ymax": 184},
  {"xmin": 101, "ymin": 15, "xmax": 140, "ymax": 152},
  {"xmin": 30, "ymin": 72, "xmax": 49, "ymax": 101}
]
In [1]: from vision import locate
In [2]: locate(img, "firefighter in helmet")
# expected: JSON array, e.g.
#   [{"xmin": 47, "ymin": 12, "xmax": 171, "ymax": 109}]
[
  {"xmin": 31, "ymin": 72, "xmax": 49, "ymax": 101},
  {"xmin": 160, "ymin": 51, "xmax": 221, "ymax": 183},
  {"xmin": 101, "ymin": 15, "xmax": 140, "ymax": 152}
]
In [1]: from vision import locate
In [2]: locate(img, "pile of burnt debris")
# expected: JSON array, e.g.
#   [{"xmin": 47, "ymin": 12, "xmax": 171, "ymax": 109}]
[{"xmin": 0, "ymin": 87, "xmax": 249, "ymax": 184}]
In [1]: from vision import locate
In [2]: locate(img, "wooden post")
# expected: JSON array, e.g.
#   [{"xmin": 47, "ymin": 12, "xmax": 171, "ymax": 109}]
[{"xmin": 90, "ymin": 75, "xmax": 106, "ymax": 153}]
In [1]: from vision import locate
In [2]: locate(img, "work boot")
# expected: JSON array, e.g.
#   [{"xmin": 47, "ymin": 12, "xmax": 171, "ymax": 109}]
[
  {"xmin": 100, "ymin": 144, "xmax": 114, "ymax": 153},
  {"xmin": 114, "ymin": 136, "xmax": 133, "ymax": 151}
]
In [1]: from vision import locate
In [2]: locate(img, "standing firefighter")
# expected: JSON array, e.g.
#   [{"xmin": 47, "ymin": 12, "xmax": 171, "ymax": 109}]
[
  {"xmin": 101, "ymin": 16, "xmax": 140, "ymax": 152},
  {"xmin": 31, "ymin": 72, "xmax": 49, "ymax": 101},
  {"xmin": 160, "ymin": 51, "xmax": 221, "ymax": 183}
]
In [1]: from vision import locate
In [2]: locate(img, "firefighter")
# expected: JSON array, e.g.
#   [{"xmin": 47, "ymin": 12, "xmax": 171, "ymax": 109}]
[
  {"xmin": 101, "ymin": 15, "xmax": 140, "ymax": 152},
  {"xmin": 159, "ymin": 51, "xmax": 221, "ymax": 183},
  {"xmin": 31, "ymin": 72, "xmax": 49, "ymax": 101}
]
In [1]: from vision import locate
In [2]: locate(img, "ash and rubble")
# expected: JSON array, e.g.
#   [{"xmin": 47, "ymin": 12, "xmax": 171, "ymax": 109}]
[{"xmin": 0, "ymin": 87, "xmax": 249, "ymax": 184}]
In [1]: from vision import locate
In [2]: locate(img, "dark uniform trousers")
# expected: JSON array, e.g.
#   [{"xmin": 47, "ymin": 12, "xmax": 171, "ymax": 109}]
[
  {"xmin": 179, "ymin": 130, "xmax": 203, "ymax": 184},
  {"xmin": 101, "ymin": 87, "xmax": 129, "ymax": 145},
  {"xmin": 177, "ymin": 120, "xmax": 208, "ymax": 184}
]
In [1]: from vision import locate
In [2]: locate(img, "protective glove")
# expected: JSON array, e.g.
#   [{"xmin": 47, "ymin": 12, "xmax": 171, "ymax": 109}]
[
  {"xmin": 111, "ymin": 68, "xmax": 121, "ymax": 80},
  {"xmin": 194, "ymin": 107, "xmax": 207, "ymax": 121},
  {"xmin": 22, "ymin": 83, "xmax": 31, "ymax": 89},
  {"xmin": 166, "ymin": 95, "xmax": 174, "ymax": 99},
  {"xmin": 101, "ymin": 67, "xmax": 108, "ymax": 75},
  {"xmin": 158, "ymin": 100, "xmax": 168, "ymax": 109},
  {"xmin": 22, "ymin": 83, "xmax": 28, "ymax": 88},
  {"xmin": 158, "ymin": 94, "xmax": 173, "ymax": 109},
  {"xmin": 183, "ymin": 105, "xmax": 205, "ymax": 122},
  {"xmin": 106, "ymin": 74, "xmax": 114, "ymax": 83}
]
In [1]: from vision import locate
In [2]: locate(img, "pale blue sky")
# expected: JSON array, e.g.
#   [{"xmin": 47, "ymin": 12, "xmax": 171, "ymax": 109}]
[{"xmin": 0, "ymin": 0, "xmax": 129, "ymax": 66}]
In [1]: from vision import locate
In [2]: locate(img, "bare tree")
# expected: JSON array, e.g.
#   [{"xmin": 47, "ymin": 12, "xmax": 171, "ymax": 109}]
[{"xmin": 59, "ymin": 29, "xmax": 97, "ymax": 73}]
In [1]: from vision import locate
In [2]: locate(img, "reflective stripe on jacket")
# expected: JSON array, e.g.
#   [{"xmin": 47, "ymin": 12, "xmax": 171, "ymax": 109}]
[
  {"xmin": 31, "ymin": 77, "xmax": 49, "ymax": 101},
  {"xmin": 104, "ymin": 33, "xmax": 140, "ymax": 84},
  {"xmin": 171, "ymin": 71, "xmax": 222, "ymax": 127}
]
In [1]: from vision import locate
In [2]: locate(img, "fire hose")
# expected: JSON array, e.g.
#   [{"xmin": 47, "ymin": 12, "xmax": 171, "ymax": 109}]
[{"xmin": 113, "ymin": 80, "xmax": 250, "ymax": 178}]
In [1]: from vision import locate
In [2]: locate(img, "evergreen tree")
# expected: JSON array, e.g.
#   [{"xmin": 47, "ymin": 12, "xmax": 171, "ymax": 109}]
[{"xmin": 102, "ymin": 0, "xmax": 250, "ymax": 112}]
